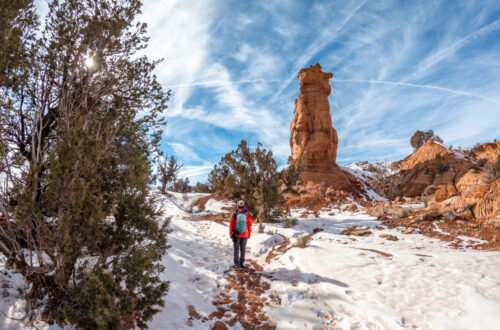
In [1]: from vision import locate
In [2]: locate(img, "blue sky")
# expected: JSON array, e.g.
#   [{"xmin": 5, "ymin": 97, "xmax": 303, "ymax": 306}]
[{"xmin": 37, "ymin": 0, "xmax": 500, "ymax": 184}]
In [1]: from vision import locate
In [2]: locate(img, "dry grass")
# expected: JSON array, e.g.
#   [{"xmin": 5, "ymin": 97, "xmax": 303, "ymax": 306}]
[{"xmin": 295, "ymin": 235, "xmax": 312, "ymax": 248}]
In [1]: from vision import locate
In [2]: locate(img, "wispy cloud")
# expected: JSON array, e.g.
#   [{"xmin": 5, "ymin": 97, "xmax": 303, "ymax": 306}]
[
  {"xmin": 407, "ymin": 17, "xmax": 500, "ymax": 81},
  {"xmin": 336, "ymin": 79, "xmax": 500, "ymax": 105},
  {"xmin": 135, "ymin": 0, "xmax": 500, "ymax": 182},
  {"xmin": 269, "ymin": 0, "xmax": 368, "ymax": 104}
]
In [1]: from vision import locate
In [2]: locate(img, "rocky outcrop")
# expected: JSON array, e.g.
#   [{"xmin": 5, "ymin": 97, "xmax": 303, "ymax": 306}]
[
  {"xmin": 471, "ymin": 141, "xmax": 500, "ymax": 164},
  {"xmin": 394, "ymin": 139, "xmax": 480, "ymax": 197},
  {"xmin": 289, "ymin": 64, "xmax": 361, "ymax": 193},
  {"xmin": 290, "ymin": 63, "xmax": 338, "ymax": 171},
  {"xmin": 464, "ymin": 179, "xmax": 500, "ymax": 224}
]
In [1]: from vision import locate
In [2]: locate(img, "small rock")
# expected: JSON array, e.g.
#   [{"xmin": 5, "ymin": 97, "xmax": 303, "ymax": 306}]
[
  {"xmin": 379, "ymin": 234, "xmax": 398, "ymax": 241},
  {"xmin": 402, "ymin": 227, "xmax": 414, "ymax": 234},
  {"xmin": 212, "ymin": 321, "xmax": 228, "ymax": 330},
  {"xmin": 340, "ymin": 227, "xmax": 371, "ymax": 236}
]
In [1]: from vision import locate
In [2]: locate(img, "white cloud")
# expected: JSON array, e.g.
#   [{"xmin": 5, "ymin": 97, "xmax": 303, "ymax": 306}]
[
  {"xmin": 178, "ymin": 163, "xmax": 213, "ymax": 184},
  {"xmin": 169, "ymin": 143, "xmax": 201, "ymax": 162}
]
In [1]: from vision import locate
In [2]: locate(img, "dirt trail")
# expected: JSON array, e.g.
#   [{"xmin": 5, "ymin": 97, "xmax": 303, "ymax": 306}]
[
  {"xmin": 203, "ymin": 260, "xmax": 276, "ymax": 329},
  {"xmin": 183, "ymin": 203, "xmax": 277, "ymax": 329}
]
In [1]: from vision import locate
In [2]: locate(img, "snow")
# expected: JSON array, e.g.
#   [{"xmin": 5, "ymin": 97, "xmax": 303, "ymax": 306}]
[
  {"xmin": 2, "ymin": 191, "xmax": 500, "ymax": 329},
  {"xmin": 203, "ymin": 198, "xmax": 233, "ymax": 213},
  {"xmin": 341, "ymin": 165, "xmax": 386, "ymax": 202}
]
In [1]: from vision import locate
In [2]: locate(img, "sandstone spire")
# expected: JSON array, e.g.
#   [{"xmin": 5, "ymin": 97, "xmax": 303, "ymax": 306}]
[{"xmin": 290, "ymin": 63, "xmax": 338, "ymax": 172}]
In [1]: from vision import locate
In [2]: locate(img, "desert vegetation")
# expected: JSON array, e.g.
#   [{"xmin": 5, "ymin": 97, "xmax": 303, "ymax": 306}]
[{"xmin": 0, "ymin": 0, "xmax": 170, "ymax": 327}]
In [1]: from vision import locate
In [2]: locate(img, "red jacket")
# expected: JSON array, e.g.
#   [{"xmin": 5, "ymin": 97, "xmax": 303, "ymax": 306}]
[{"xmin": 229, "ymin": 208, "xmax": 252, "ymax": 238}]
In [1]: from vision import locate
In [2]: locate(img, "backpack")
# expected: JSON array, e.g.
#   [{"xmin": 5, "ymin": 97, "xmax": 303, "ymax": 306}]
[{"xmin": 235, "ymin": 211, "xmax": 247, "ymax": 234}]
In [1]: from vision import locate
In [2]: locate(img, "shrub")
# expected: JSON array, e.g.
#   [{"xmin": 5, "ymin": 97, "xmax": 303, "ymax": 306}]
[
  {"xmin": 280, "ymin": 157, "xmax": 306, "ymax": 194},
  {"xmin": 282, "ymin": 216, "xmax": 298, "ymax": 228},
  {"xmin": 423, "ymin": 185, "xmax": 437, "ymax": 196},
  {"xmin": 208, "ymin": 140, "xmax": 285, "ymax": 232},
  {"xmin": 491, "ymin": 155, "xmax": 500, "ymax": 180},
  {"xmin": 194, "ymin": 182, "xmax": 211, "ymax": 193},
  {"xmin": 295, "ymin": 235, "xmax": 312, "ymax": 248},
  {"xmin": 435, "ymin": 160, "xmax": 450, "ymax": 173},
  {"xmin": 477, "ymin": 158, "xmax": 488, "ymax": 167},
  {"xmin": 367, "ymin": 164, "xmax": 378, "ymax": 172},
  {"xmin": 369, "ymin": 167, "xmax": 398, "ymax": 200},
  {"xmin": 410, "ymin": 130, "xmax": 443, "ymax": 149}
]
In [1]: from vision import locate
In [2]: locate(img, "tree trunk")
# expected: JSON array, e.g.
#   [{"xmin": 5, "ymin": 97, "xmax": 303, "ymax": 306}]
[
  {"xmin": 161, "ymin": 177, "xmax": 167, "ymax": 194},
  {"xmin": 258, "ymin": 206, "xmax": 264, "ymax": 233}
]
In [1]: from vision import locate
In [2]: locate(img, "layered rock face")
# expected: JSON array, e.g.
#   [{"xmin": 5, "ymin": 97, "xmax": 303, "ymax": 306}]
[
  {"xmin": 394, "ymin": 139, "xmax": 482, "ymax": 198},
  {"xmin": 471, "ymin": 141, "xmax": 500, "ymax": 164},
  {"xmin": 290, "ymin": 63, "xmax": 338, "ymax": 172}
]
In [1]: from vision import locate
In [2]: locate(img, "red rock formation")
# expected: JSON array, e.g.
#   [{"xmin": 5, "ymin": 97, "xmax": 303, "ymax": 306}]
[
  {"xmin": 464, "ymin": 179, "xmax": 500, "ymax": 224},
  {"xmin": 393, "ymin": 139, "xmax": 480, "ymax": 197},
  {"xmin": 289, "ymin": 64, "xmax": 358, "ymax": 192},
  {"xmin": 290, "ymin": 63, "xmax": 338, "ymax": 171},
  {"xmin": 471, "ymin": 141, "xmax": 500, "ymax": 164}
]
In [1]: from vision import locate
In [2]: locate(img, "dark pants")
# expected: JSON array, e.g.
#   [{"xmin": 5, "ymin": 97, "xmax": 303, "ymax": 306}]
[{"xmin": 233, "ymin": 237, "xmax": 248, "ymax": 265}]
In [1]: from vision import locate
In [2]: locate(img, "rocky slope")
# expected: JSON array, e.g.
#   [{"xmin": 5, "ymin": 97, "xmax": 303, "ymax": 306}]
[{"xmin": 392, "ymin": 139, "xmax": 483, "ymax": 198}]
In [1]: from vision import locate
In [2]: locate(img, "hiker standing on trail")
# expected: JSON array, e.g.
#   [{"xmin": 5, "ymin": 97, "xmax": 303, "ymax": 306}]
[{"xmin": 229, "ymin": 200, "xmax": 252, "ymax": 268}]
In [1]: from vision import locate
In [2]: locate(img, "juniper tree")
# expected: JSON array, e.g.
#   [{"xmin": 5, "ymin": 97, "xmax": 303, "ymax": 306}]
[
  {"xmin": 171, "ymin": 177, "xmax": 192, "ymax": 193},
  {"xmin": 0, "ymin": 0, "xmax": 37, "ymax": 88},
  {"xmin": 157, "ymin": 155, "xmax": 182, "ymax": 193},
  {"xmin": 194, "ymin": 182, "xmax": 211, "ymax": 193},
  {"xmin": 208, "ymin": 140, "xmax": 286, "ymax": 232},
  {"xmin": 410, "ymin": 129, "xmax": 443, "ymax": 149},
  {"xmin": 0, "ymin": 0, "xmax": 170, "ymax": 328}
]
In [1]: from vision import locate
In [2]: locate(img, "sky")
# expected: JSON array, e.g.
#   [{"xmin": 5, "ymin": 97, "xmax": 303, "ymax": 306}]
[{"xmin": 37, "ymin": 0, "xmax": 500, "ymax": 184}]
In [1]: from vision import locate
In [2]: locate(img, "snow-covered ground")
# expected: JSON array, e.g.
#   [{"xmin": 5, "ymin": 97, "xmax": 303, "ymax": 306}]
[{"xmin": 1, "ymin": 192, "xmax": 500, "ymax": 329}]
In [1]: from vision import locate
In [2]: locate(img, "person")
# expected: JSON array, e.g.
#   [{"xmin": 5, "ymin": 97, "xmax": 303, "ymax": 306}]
[{"xmin": 229, "ymin": 200, "xmax": 252, "ymax": 268}]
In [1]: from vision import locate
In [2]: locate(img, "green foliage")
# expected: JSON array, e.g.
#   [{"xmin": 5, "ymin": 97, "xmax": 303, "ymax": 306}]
[
  {"xmin": 158, "ymin": 156, "xmax": 183, "ymax": 194},
  {"xmin": 435, "ymin": 155, "xmax": 450, "ymax": 173},
  {"xmin": 0, "ymin": 0, "xmax": 37, "ymax": 88},
  {"xmin": 194, "ymin": 182, "xmax": 211, "ymax": 193},
  {"xmin": 410, "ymin": 130, "xmax": 443, "ymax": 149},
  {"xmin": 491, "ymin": 154, "xmax": 500, "ymax": 181},
  {"xmin": 280, "ymin": 157, "xmax": 306, "ymax": 194},
  {"xmin": 0, "ymin": 0, "xmax": 170, "ymax": 327},
  {"xmin": 171, "ymin": 177, "xmax": 192, "ymax": 193},
  {"xmin": 295, "ymin": 235, "xmax": 312, "ymax": 248},
  {"xmin": 369, "ymin": 167, "xmax": 397, "ymax": 201},
  {"xmin": 282, "ymin": 213, "xmax": 298, "ymax": 228},
  {"xmin": 208, "ymin": 140, "xmax": 284, "ymax": 232}
]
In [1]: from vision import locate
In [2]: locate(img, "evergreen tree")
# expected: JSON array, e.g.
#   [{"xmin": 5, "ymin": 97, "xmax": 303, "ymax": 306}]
[
  {"xmin": 0, "ymin": 0, "xmax": 37, "ymax": 88},
  {"xmin": 410, "ymin": 129, "xmax": 443, "ymax": 149},
  {"xmin": 157, "ymin": 155, "xmax": 182, "ymax": 193},
  {"xmin": 194, "ymin": 182, "xmax": 211, "ymax": 193},
  {"xmin": 0, "ymin": 0, "xmax": 170, "ymax": 327},
  {"xmin": 171, "ymin": 177, "xmax": 192, "ymax": 193},
  {"xmin": 280, "ymin": 157, "xmax": 306, "ymax": 194},
  {"xmin": 208, "ymin": 140, "xmax": 285, "ymax": 232}
]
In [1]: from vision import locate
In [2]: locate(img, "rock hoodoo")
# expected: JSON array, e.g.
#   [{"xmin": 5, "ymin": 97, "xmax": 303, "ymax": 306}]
[
  {"xmin": 289, "ymin": 63, "xmax": 357, "ymax": 191},
  {"xmin": 290, "ymin": 63, "xmax": 338, "ymax": 171}
]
